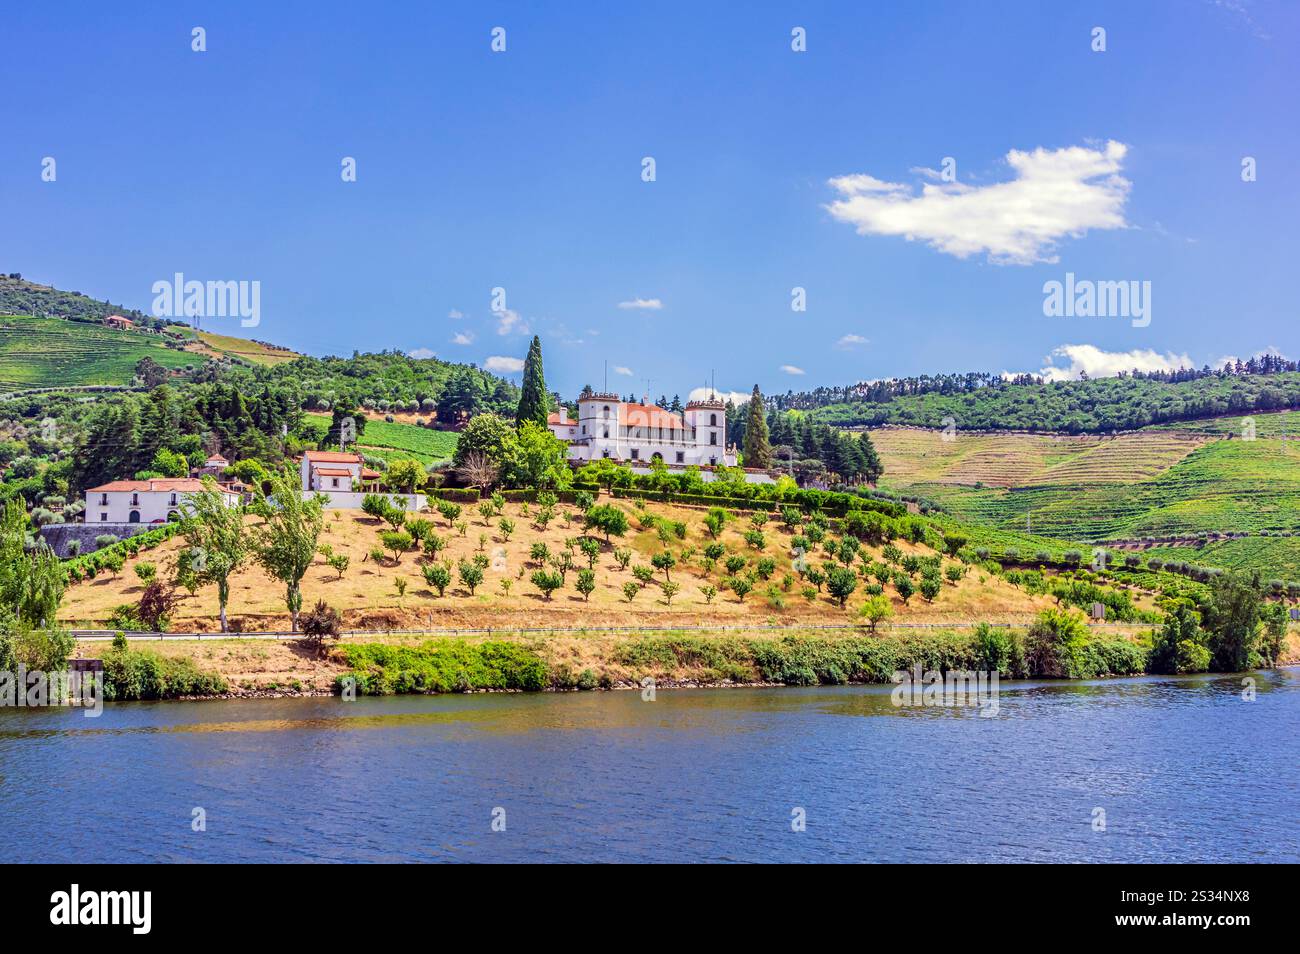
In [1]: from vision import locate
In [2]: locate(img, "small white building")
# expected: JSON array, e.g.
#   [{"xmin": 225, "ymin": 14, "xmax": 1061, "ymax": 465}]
[
  {"xmin": 547, "ymin": 393, "xmax": 738, "ymax": 468},
  {"xmin": 299, "ymin": 450, "xmax": 381, "ymax": 493},
  {"xmin": 195, "ymin": 453, "xmax": 229, "ymax": 477},
  {"xmin": 83, "ymin": 478, "xmax": 239, "ymax": 525}
]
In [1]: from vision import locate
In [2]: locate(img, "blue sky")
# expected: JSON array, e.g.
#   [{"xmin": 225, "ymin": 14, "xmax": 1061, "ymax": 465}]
[{"xmin": 2, "ymin": 1, "xmax": 1296, "ymax": 401}]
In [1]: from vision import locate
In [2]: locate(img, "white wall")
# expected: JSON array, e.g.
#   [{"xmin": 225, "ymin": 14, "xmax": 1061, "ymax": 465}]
[
  {"xmin": 311, "ymin": 490, "xmax": 427, "ymax": 510},
  {"xmin": 83, "ymin": 489, "xmax": 236, "ymax": 524}
]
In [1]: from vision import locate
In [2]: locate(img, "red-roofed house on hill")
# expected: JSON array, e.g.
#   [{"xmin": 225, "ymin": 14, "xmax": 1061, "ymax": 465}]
[
  {"xmin": 546, "ymin": 392, "xmax": 738, "ymax": 468},
  {"xmin": 299, "ymin": 450, "xmax": 381, "ymax": 493},
  {"xmin": 84, "ymin": 478, "xmax": 239, "ymax": 524}
]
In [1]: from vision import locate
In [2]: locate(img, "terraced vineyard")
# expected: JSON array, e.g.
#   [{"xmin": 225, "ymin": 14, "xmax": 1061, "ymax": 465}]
[
  {"xmin": 305, "ymin": 413, "xmax": 458, "ymax": 465},
  {"xmin": 0, "ymin": 315, "xmax": 196, "ymax": 389},
  {"xmin": 1135, "ymin": 537, "xmax": 1300, "ymax": 581},
  {"xmin": 873, "ymin": 421, "xmax": 1300, "ymax": 551},
  {"xmin": 193, "ymin": 331, "xmax": 300, "ymax": 367},
  {"xmin": 870, "ymin": 427, "xmax": 1207, "ymax": 488}
]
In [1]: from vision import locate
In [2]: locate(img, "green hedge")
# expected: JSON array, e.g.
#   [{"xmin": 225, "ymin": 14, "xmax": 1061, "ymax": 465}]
[
  {"xmin": 102, "ymin": 646, "xmax": 229, "ymax": 700},
  {"xmin": 336, "ymin": 639, "xmax": 548, "ymax": 694}
]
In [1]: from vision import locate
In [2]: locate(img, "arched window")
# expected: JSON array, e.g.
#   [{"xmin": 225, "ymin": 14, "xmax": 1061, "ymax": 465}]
[
  {"xmin": 710, "ymin": 413, "xmax": 717, "ymax": 427},
  {"xmin": 602, "ymin": 405, "xmax": 611, "ymax": 419}
]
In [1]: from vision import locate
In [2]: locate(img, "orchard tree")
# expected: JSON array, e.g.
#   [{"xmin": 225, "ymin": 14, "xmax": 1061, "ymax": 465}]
[
  {"xmin": 251, "ymin": 469, "xmax": 326, "ymax": 632},
  {"xmin": 177, "ymin": 477, "xmax": 250, "ymax": 632}
]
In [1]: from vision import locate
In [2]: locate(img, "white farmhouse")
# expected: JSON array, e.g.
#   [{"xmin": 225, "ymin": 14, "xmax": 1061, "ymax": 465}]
[
  {"xmin": 84, "ymin": 478, "xmax": 239, "ymax": 525},
  {"xmin": 299, "ymin": 450, "xmax": 381, "ymax": 492},
  {"xmin": 547, "ymin": 392, "xmax": 738, "ymax": 468}
]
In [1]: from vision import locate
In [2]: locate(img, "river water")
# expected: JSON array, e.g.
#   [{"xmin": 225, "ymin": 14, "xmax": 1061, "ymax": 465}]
[{"xmin": 2, "ymin": 671, "xmax": 1297, "ymax": 862}]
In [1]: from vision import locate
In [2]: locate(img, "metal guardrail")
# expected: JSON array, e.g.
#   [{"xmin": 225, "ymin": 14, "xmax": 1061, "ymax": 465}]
[{"xmin": 71, "ymin": 620, "xmax": 1142, "ymax": 641}]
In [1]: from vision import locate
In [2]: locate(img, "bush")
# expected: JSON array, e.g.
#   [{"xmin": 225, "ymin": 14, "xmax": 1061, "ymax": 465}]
[
  {"xmin": 337, "ymin": 640, "xmax": 548, "ymax": 694},
  {"xmin": 102, "ymin": 647, "xmax": 228, "ymax": 700},
  {"xmin": 300, "ymin": 599, "xmax": 343, "ymax": 654}
]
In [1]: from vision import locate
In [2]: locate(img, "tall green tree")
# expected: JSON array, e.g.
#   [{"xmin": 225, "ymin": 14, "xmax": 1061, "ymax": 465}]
[
  {"xmin": 177, "ymin": 478, "xmax": 250, "ymax": 633},
  {"xmin": 743, "ymin": 385, "xmax": 772, "ymax": 469},
  {"xmin": 515, "ymin": 336, "xmax": 549, "ymax": 428},
  {"xmin": 251, "ymin": 469, "xmax": 326, "ymax": 632}
]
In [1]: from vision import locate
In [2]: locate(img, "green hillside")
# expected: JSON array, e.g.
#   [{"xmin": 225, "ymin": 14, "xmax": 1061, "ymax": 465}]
[
  {"xmin": 0, "ymin": 273, "xmax": 157, "ymax": 324},
  {"xmin": 865, "ymin": 410, "xmax": 1300, "ymax": 581},
  {"xmin": 799, "ymin": 369, "xmax": 1300, "ymax": 434},
  {"xmin": 0, "ymin": 315, "xmax": 196, "ymax": 390},
  {"xmin": 305, "ymin": 412, "xmax": 458, "ymax": 464}
]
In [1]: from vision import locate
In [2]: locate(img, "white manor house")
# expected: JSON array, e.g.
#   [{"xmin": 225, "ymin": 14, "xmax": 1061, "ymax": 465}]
[{"xmin": 547, "ymin": 392, "xmax": 739, "ymax": 469}]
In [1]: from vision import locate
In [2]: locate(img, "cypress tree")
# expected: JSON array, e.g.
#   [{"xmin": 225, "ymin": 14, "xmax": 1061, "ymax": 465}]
[
  {"xmin": 514, "ymin": 335, "xmax": 549, "ymax": 427},
  {"xmin": 743, "ymin": 385, "xmax": 772, "ymax": 468}
]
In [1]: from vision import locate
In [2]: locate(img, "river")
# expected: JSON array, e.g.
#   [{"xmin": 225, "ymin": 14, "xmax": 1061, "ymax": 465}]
[{"xmin": 2, "ymin": 670, "xmax": 1297, "ymax": 862}]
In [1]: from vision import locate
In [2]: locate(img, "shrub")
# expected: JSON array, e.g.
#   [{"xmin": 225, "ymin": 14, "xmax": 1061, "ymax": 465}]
[
  {"xmin": 422, "ymin": 561, "xmax": 452, "ymax": 596},
  {"xmin": 531, "ymin": 570, "xmax": 564, "ymax": 601},
  {"xmin": 337, "ymin": 640, "xmax": 547, "ymax": 694},
  {"xmin": 102, "ymin": 647, "xmax": 228, "ymax": 700},
  {"xmin": 300, "ymin": 599, "xmax": 343, "ymax": 654}
]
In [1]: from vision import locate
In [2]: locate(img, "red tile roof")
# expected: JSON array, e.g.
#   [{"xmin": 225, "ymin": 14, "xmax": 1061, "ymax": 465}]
[
  {"xmin": 314, "ymin": 467, "xmax": 354, "ymax": 477},
  {"xmin": 303, "ymin": 450, "xmax": 362, "ymax": 463},
  {"xmin": 361, "ymin": 468, "xmax": 382, "ymax": 479},
  {"xmin": 86, "ymin": 478, "xmax": 221, "ymax": 494},
  {"xmin": 620, "ymin": 402, "xmax": 686, "ymax": 430}
]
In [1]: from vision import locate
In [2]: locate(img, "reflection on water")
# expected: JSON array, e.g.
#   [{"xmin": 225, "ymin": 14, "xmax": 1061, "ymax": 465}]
[{"xmin": 1, "ymin": 670, "xmax": 1297, "ymax": 862}]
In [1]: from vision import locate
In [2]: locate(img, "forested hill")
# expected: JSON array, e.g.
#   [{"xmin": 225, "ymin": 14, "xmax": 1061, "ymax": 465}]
[
  {"xmin": 0, "ymin": 272, "xmax": 174, "ymax": 328},
  {"xmin": 795, "ymin": 369, "xmax": 1300, "ymax": 434}
]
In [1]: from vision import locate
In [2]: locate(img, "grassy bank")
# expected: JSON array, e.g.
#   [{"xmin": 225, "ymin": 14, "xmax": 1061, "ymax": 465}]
[
  {"xmin": 332, "ymin": 625, "xmax": 1152, "ymax": 695},
  {"xmin": 76, "ymin": 621, "xmax": 1298, "ymax": 701}
]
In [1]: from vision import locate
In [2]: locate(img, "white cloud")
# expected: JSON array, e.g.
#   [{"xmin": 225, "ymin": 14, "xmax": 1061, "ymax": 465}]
[
  {"xmin": 407, "ymin": 347, "xmax": 436, "ymax": 360},
  {"xmin": 826, "ymin": 141, "xmax": 1131, "ymax": 265},
  {"xmin": 617, "ymin": 297, "xmax": 663, "ymax": 310},
  {"xmin": 780, "ymin": 364, "xmax": 805, "ymax": 375},
  {"xmin": 1010, "ymin": 344, "xmax": 1194, "ymax": 382},
  {"xmin": 688, "ymin": 386, "xmax": 751, "ymax": 406},
  {"xmin": 494, "ymin": 307, "xmax": 528, "ymax": 336},
  {"xmin": 835, "ymin": 334, "xmax": 869, "ymax": 350},
  {"xmin": 451, "ymin": 331, "xmax": 475, "ymax": 346},
  {"xmin": 448, "ymin": 309, "xmax": 464, "ymax": 320},
  {"xmin": 613, "ymin": 365, "xmax": 633, "ymax": 376},
  {"xmin": 484, "ymin": 355, "xmax": 525, "ymax": 373}
]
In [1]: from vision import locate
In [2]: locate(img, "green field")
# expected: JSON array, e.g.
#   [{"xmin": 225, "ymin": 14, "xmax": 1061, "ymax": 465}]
[
  {"xmin": 0, "ymin": 315, "xmax": 196, "ymax": 389},
  {"xmin": 306, "ymin": 413, "xmax": 458, "ymax": 464}
]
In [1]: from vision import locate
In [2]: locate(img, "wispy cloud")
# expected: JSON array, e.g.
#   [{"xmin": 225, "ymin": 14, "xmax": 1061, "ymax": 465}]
[
  {"xmin": 494, "ymin": 307, "xmax": 528, "ymax": 336},
  {"xmin": 827, "ymin": 141, "xmax": 1131, "ymax": 265},
  {"xmin": 835, "ymin": 334, "xmax": 869, "ymax": 350},
  {"xmin": 407, "ymin": 347, "xmax": 436, "ymax": 360},
  {"xmin": 484, "ymin": 355, "xmax": 525, "ymax": 373},
  {"xmin": 617, "ymin": 297, "xmax": 663, "ymax": 310},
  {"xmin": 688, "ymin": 386, "xmax": 750, "ymax": 405},
  {"xmin": 613, "ymin": 365, "xmax": 633, "ymax": 376},
  {"xmin": 1211, "ymin": 0, "xmax": 1270, "ymax": 40},
  {"xmin": 1009, "ymin": 344, "xmax": 1193, "ymax": 382},
  {"xmin": 451, "ymin": 331, "xmax": 475, "ymax": 346},
  {"xmin": 780, "ymin": 364, "xmax": 805, "ymax": 375}
]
